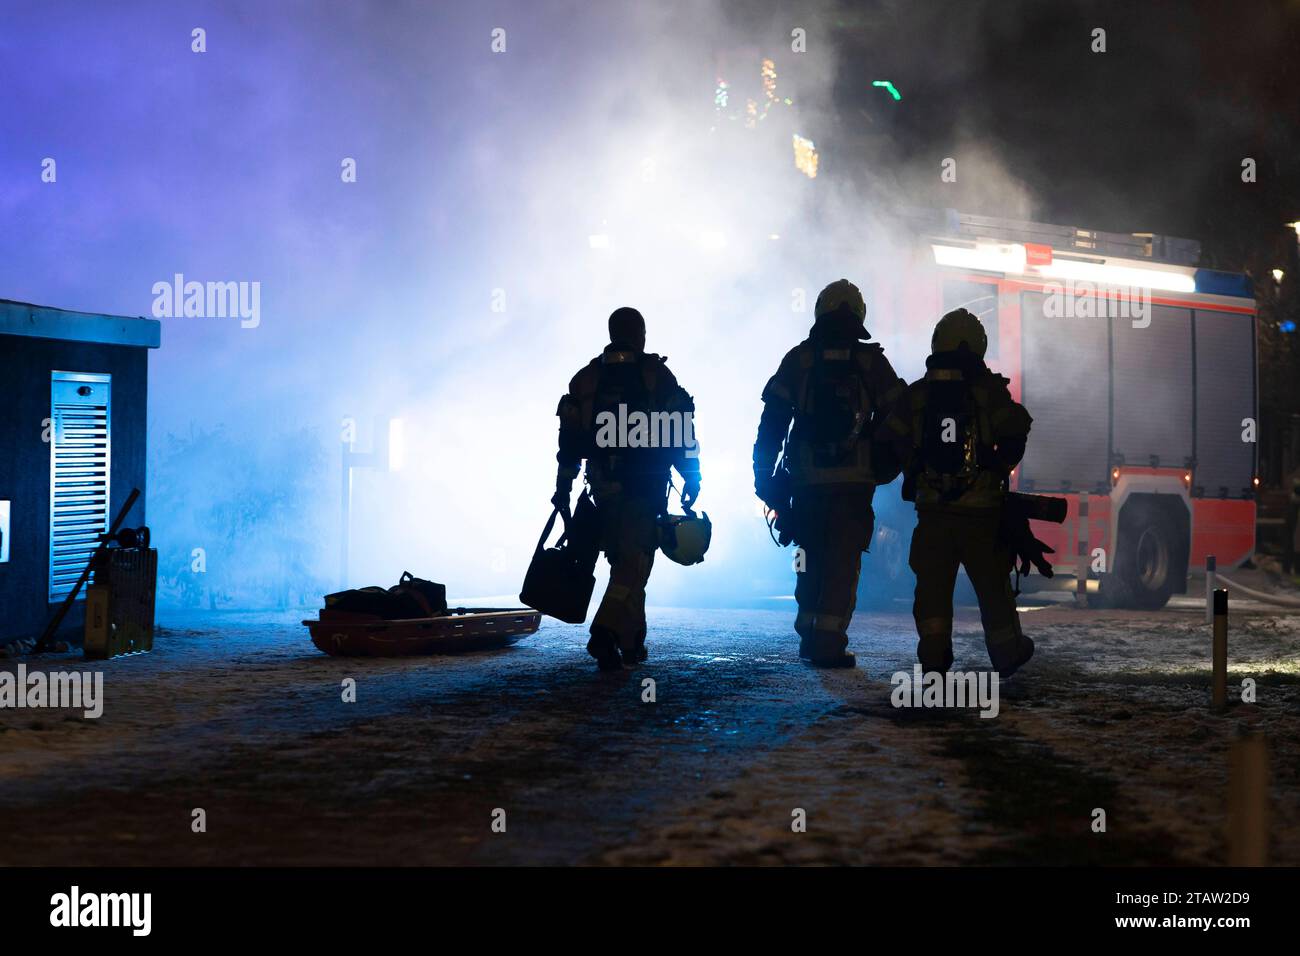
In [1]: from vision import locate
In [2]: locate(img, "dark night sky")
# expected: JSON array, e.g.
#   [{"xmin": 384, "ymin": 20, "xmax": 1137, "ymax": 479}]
[{"xmin": 812, "ymin": 0, "xmax": 1300, "ymax": 263}]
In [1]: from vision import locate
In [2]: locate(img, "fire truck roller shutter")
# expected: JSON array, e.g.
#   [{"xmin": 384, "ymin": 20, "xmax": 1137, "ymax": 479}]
[
  {"xmin": 1017, "ymin": 290, "xmax": 1110, "ymax": 493},
  {"xmin": 1111, "ymin": 306, "xmax": 1194, "ymax": 470},
  {"xmin": 1194, "ymin": 309, "xmax": 1256, "ymax": 498}
]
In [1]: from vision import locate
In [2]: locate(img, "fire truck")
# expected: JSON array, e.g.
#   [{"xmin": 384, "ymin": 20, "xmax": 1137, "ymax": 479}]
[{"xmin": 873, "ymin": 210, "xmax": 1258, "ymax": 609}]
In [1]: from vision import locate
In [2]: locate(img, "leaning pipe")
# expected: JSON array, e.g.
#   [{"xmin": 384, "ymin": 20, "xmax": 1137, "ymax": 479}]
[{"xmin": 1213, "ymin": 572, "xmax": 1300, "ymax": 609}]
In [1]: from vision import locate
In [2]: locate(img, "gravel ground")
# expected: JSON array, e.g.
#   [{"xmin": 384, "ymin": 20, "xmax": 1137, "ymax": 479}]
[{"xmin": 1, "ymin": 583, "xmax": 1297, "ymax": 866}]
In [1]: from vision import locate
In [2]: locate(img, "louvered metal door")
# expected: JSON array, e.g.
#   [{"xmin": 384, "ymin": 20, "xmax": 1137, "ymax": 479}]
[
  {"xmin": 1194, "ymin": 309, "xmax": 1256, "ymax": 498},
  {"xmin": 1018, "ymin": 291, "xmax": 1111, "ymax": 493},
  {"xmin": 49, "ymin": 371, "xmax": 111, "ymax": 601},
  {"xmin": 1111, "ymin": 305, "xmax": 1194, "ymax": 469}
]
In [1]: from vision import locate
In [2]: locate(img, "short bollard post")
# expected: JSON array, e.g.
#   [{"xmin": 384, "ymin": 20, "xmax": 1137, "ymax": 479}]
[
  {"xmin": 1075, "ymin": 492, "xmax": 1090, "ymax": 606},
  {"xmin": 1227, "ymin": 732, "xmax": 1269, "ymax": 866},
  {"xmin": 1205, "ymin": 554, "xmax": 1217, "ymax": 624},
  {"xmin": 1212, "ymin": 588, "xmax": 1228, "ymax": 711}
]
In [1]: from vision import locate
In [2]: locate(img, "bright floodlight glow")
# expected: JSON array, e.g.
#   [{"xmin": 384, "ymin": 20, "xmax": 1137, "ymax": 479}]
[
  {"xmin": 388, "ymin": 418, "xmax": 405, "ymax": 472},
  {"xmin": 1273, "ymin": 268, "xmax": 1285, "ymax": 283},
  {"xmin": 698, "ymin": 230, "xmax": 726, "ymax": 252},
  {"xmin": 931, "ymin": 242, "xmax": 1027, "ymax": 275},
  {"xmin": 588, "ymin": 233, "xmax": 610, "ymax": 250},
  {"xmin": 1037, "ymin": 258, "xmax": 1197, "ymax": 293}
]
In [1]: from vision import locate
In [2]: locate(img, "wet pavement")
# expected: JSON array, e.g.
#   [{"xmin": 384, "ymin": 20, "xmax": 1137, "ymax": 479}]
[{"xmin": 1, "ymin": 596, "xmax": 1297, "ymax": 865}]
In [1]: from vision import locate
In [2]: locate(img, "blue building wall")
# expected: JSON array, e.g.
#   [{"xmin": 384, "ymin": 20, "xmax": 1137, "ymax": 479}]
[{"xmin": 0, "ymin": 335, "xmax": 149, "ymax": 645}]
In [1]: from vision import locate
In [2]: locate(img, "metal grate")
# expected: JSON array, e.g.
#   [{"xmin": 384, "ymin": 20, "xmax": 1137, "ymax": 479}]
[{"xmin": 49, "ymin": 371, "xmax": 111, "ymax": 602}]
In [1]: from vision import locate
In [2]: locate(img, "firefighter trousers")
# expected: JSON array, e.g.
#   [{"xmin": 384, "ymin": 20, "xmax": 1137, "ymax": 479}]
[
  {"xmin": 909, "ymin": 508, "xmax": 1029, "ymax": 672},
  {"xmin": 589, "ymin": 490, "xmax": 659, "ymax": 655},
  {"xmin": 792, "ymin": 485, "xmax": 876, "ymax": 658}
]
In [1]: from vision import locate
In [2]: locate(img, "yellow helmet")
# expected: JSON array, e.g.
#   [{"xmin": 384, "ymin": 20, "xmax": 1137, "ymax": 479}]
[
  {"xmin": 657, "ymin": 511, "xmax": 712, "ymax": 565},
  {"xmin": 814, "ymin": 279, "xmax": 866, "ymax": 321},
  {"xmin": 931, "ymin": 308, "xmax": 988, "ymax": 358}
]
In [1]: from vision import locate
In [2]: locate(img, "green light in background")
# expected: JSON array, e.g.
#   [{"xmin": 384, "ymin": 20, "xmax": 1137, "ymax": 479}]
[{"xmin": 872, "ymin": 80, "xmax": 901, "ymax": 101}]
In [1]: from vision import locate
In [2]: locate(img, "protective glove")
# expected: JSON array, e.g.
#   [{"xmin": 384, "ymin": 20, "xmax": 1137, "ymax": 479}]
[
  {"xmin": 551, "ymin": 476, "xmax": 573, "ymax": 517},
  {"xmin": 681, "ymin": 475, "xmax": 701, "ymax": 512},
  {"xmin": 1013, "ymin": 535, "xmax": 1055, "ymax": 580},
  {"xmin": 1017, "ymin": 535, "xmax": 1055, "ymax": 578}
]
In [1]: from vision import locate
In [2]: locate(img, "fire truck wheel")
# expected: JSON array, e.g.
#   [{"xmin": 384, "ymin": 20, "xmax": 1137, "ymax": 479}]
[
  {"xmin": 1106, "ymin": 503, "xmax": 1179, "ymax": 610},
  {"xmin": 1090, "ymin": 564, "xmax": 1130, "ymax": 608}
]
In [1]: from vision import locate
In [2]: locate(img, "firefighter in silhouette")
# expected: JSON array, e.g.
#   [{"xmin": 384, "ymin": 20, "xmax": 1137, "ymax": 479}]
[
  {"xmin": 554, "ymin": 307, "xmax": 702, "ymax": 671},
  {"xmin": 752, "ymin": 279, "xmax": 906, "ymax": 668},
  {"xmin": 879, "ymin": 308, "xmax": 1036, "ymax": 676}
]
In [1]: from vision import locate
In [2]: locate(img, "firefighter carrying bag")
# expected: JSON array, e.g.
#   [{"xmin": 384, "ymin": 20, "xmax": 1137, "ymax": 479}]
[{"xmin": 520, "ymin": 491, "xmax": 600, "ymax": 624}]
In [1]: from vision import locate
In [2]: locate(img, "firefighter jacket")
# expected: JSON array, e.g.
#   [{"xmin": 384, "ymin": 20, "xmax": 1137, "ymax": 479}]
[
  {"xmin": 556, "ymin": 345, "xmax": 700, "ymax": 492},
  {"xmin": 753, "ymin": 318, "xmax": 905, "ymax": 490}
]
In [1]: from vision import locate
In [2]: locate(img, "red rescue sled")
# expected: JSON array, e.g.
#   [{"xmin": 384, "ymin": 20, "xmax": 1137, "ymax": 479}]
[{"xmin": 303, "ymin": 607, "xmax": 541, "ymax": 657}]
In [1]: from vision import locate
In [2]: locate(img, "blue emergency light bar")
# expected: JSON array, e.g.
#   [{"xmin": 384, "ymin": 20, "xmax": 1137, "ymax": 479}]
[{"xmin": 1192, "ymin": 269, "xmax": 1254, "ymax": 299}]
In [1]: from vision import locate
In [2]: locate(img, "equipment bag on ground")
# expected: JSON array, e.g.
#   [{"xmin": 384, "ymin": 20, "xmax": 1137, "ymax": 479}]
[{"xmin": 325, "ymin": 572, "xmax": 448, "ymax": 620}]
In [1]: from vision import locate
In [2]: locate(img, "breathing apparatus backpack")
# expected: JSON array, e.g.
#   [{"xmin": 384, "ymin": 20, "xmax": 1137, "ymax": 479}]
[
  {"xmin": 589, "ymin": 353, "xmax": 667, "ymax": 480},
  {"xmin": 793, "ymin": 344, "xmax": 872, "ymax": 469},
  {"xmin": 916, "ymin": 366, "xmax": 987, "ymax": 502}
]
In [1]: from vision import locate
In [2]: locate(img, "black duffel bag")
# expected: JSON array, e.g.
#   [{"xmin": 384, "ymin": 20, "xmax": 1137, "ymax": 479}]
[
  {"xmin": 389, "ymin": 572, "xmax": 448, "ymax": 616},
  {"xmin": 325, "ymin": 571, "xmax": 448, "ymax": 619},
  {"xmin": 520, "ymin": 491, "xmax": 600, "ymax": 624}
]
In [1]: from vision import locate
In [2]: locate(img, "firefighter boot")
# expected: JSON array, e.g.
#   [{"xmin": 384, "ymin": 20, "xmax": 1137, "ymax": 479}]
[
  {"xmin": 587, "ymin": 626, "xmax": 624, "ymax": 672},
  {"xmin": 623, "ymin": 626, "xmax": 649, "ymax": 666},
  {"xmin": 984, "ymin": 589, "xmax": 1035, "ymax": 677},
  {"xmin": 988, "ymin": 635, "xmax": 1034, "ymax": 679},
  {"xmin": 795, "ymin": 611, "xmax": 815, "ymax": 659},
  {"xmin": 917, "ymin": 637, "xmax": 955, "ymax": 674},
  {"xmin": 915, "ymin": 618, "xmax": 955, "ymax": 673},
  {"xmin": 806, "ymin": 630, "xmax": 856, "ymax": 669}
]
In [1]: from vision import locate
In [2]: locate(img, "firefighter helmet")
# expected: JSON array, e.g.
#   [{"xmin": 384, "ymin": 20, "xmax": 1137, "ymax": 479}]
[
  {"xmin": 814, "ymin": 279, "xmax": 866, "ymax": 322},
  {"xmin": 931, "ymin": 308, "xmax": 988, "ymax": 358},
  {"xmin": 657, "ymin": 510, "xmax": 712, "ymax": 566}
]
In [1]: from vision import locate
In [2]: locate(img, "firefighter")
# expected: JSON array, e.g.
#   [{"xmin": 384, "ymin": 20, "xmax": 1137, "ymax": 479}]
[
  {"xmin": 554, "ymin": 307, "xmax": 702, "ymax": 671},
  {"xmin": 879, "ymin": 307, "xmax": 1036, "ymax": 677},
  {"xmin": 752, "ymin": 279, "xmax": 906, "ymax": 668}
]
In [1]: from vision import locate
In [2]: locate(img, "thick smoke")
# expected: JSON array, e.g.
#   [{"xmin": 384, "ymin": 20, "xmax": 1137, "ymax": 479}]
[{"xmin": 1, "ymin": 0, "xmax": 1043, "ymax": 609}]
